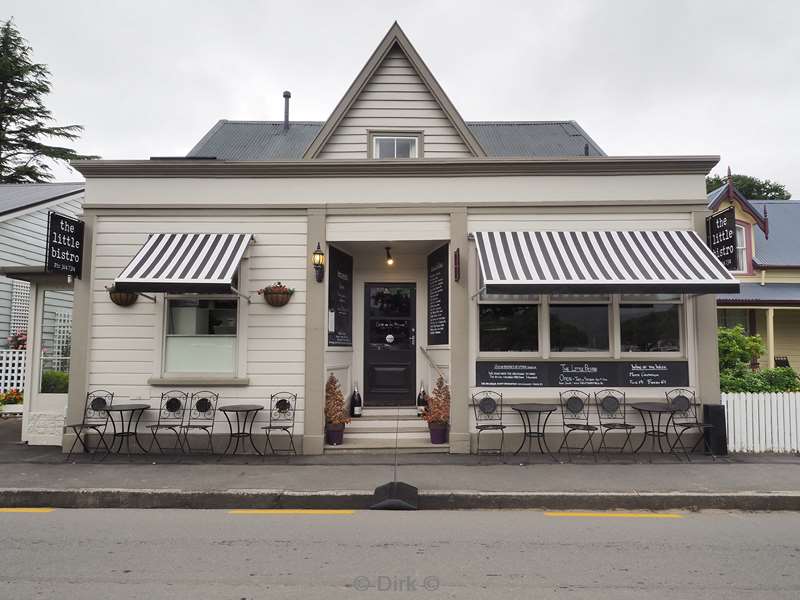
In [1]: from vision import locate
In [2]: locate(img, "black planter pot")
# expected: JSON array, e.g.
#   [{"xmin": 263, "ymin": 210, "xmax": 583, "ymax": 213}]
[
  {"xmin": 428, "ymin": 422, "xmax": 449, "ymax": 445},
  {"xmin": 108, "ymin": 289, "xmax": 139, "ymax": 307},
  {"xmin": 325, "ymin": 423, "xmax": 345, "ymax": 445}
]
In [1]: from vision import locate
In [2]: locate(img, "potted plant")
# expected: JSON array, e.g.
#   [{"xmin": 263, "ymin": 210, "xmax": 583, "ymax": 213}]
[
  {"xmin": 421, "ymin": 376, "xmax": 450, "ymax": 444},
  {"xmin": 0, "ymin": 389, "xmax": 23, "ymax": 416},
  {"xmin": 325, "ymin": 373, "xmax": 350, "ymax": 445},
  {"xmin": 258, "ymin": 282, "xmax": 294, "ymax": 307},
  {"xmin": 107, "ymin": 286, "xmax": 139, "ymax": 307}
]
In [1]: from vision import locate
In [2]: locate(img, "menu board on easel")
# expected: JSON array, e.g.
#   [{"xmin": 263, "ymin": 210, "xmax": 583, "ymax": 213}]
[
  {"xmin": 427, "ymin": 244, "xmax": 449, "ymax": 345},
  {"xmin": 328, "ymin": 246, "xmax": 353, "ymax": 346}
]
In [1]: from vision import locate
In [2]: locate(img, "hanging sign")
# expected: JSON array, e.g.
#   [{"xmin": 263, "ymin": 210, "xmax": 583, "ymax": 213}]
[
  {"xmin": 327, "ymin": 246, "xmax": 353, "ymax": 346},
  {"xmin": 45, "ymin": 211, "xmax": 84, "ymax": 278},
  {"xmin": 427, "ymin": 244, "xmax": 449, "ymax": 345},
  {"xmin": 706, "ymin": 206, "xmax": 738, "ymax": 271}
]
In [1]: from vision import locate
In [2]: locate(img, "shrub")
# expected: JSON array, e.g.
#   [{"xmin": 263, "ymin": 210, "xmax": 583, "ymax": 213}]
[{"xmin": 40, "ymin": 370, "xmax": 69, "ymax": 394}]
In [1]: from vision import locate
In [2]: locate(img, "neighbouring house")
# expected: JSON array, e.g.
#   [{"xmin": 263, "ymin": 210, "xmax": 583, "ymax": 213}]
[
  {"xmin": 712, "ymin": 175, "xmax": 800, "ymax": 368},
  {"xmin": 61, "ymin": 23, "xmax": 734, "ymax": 454},
  {"xmin": 0, "ymin": 183, "xmax": 83, "ymax": 442}
]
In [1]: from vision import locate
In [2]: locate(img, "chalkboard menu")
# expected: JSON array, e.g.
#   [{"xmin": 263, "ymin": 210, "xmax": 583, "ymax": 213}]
[
  {"xmin": 328, "ymin": 246, "xmax": 353, "ymax": 346},
  {"xmin": 427, "ymin": 244, "xmax": 449, "ymax": 345},
  {"xmin": 706, "ymin": 206, "xmax": 738, "ymax": 271},
  {"xmin": 45, "ymin": 211, "xmax": 84, "ymax": 278},
  {"xmin": 476, "ymin": 361, "xmax": 689, "ymax": 388}
]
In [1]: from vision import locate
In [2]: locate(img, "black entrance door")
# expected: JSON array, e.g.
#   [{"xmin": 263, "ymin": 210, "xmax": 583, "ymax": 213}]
[{"xmin": 364, "ymin": 283, "xmax": 416, "ymax": 406}]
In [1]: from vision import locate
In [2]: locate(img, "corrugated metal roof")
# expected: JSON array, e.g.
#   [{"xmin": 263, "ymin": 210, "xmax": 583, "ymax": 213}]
[
  {"xmin": 718, "ymin": 282, "xmax": 800, "ymax": 305},
  {"xmin": 0, "ymin": 183, "xmax": 85, "ymax": 217},
  {"xmin": 186, "ymin": 120, "xmax": 605, "ymax": 160},
  {"xmin": 751, "ymin": 200, "xmax": 800, "ymax": 267}
]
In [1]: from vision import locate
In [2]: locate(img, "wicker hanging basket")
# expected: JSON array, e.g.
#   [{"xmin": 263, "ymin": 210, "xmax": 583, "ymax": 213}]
[
  {"xmin": 107, "ymin": 287, "xmax": 139, "ymax": 307},
  {"xmin": 258, "ymin": 283, "xmax": 294, "ymax": 307}
]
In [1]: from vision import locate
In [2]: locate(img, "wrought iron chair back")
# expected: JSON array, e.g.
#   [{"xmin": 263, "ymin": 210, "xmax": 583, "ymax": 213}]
[
  {"xmin": 595, "ymin": 389, "xmax": 627, "ymax": 425},
  {"xmin": 268, "ymin": 392, "xmax": 297, "ymax": 428},
  {"xmin": 187, "ymin": 391, "xmax": 219, "ymax": 426},
  {"xmin": 156, "ymin": 390, "xmax": 188, "ymax": 426},
  {"xmin": 84, "ymin": 390, "xmax": 114, "ymax": 425},
  {"xmin": 472, "ymin": 391, "xmax": 503, "ymax": 424},
  {"xmin": 559, "ymin": 390, "xmax": 591, "ymax": 425},
  {"xmin": 666, "ymin": 388, "xmax": 697, "ymax": 422}
]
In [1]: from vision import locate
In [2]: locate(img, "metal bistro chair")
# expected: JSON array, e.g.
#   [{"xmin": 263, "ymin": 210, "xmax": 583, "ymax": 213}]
[
  {"xmin": 180, "ymin": 391, "xmax": 219, "ymax": 454},
  {"xmin": 65, "ymin": 390, "xmax": 114, "ymax": 461},
  {"xmin": 262, "ymin": 392, "xmax": 298, "ymax": 456},
  {"xmin": 594, "ymin": 389, "xmax": 636, "ymax": 457},
  {"xmin": 147, "ymin": 390, "xmax": 188, "ymax": 454},
  {"xmin": 558, "ymin": 390, "xmax": 598, "ymax": 461},
  {"xmin": 472, "ymin": 391, "xmax": 506, "ymax": 457},
  {"xmin": 666, "ymin": 388, "xmax": 714, "ymax": 460}
]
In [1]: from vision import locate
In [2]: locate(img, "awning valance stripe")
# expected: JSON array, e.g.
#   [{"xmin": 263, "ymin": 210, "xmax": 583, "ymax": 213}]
[
  {"xmin": 115, "ymin": 233, "xmax": 252, "ymax": 293},
  {"xmin": 475, "ymin": 230, "xmax": 738, "ymax": 294}
]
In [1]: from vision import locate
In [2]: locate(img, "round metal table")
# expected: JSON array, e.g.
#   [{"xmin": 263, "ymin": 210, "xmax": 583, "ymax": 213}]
[
  {"xmin": 103, "ymin": 403, "xmax": 150, "ymax": 456},
  {"xmin": 219, "ymin": 404, "xmax": 264, "ymax": 456},
  {"xmin": 630, "ymin": 402, "xmax": 678, "ymax": 456},
  {"xmin": 511, "ymin": 403, "xmax": 560, "ymax": 462}
]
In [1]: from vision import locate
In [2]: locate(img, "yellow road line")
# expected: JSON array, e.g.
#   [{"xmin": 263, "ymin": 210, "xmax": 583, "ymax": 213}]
[
  {"xmin": 228, "ymin": 509, "xmax": 355, "ymax": 515},
  {"xmin": 0, "ymin": 508, "xmax": 54, "ymax": 513},
  {"xmin": 544, "ymin": 511, "xmax": 683, "ymax": 519}
]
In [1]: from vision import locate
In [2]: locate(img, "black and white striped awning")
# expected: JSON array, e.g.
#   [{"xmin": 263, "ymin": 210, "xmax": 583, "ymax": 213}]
[
  {"xmin": 475, "ymin": 230, "xmax": 739, "ymax": 294},
  {"xmin": 114, "ymin": 233, "xmax": 252, "ymax": 293}
]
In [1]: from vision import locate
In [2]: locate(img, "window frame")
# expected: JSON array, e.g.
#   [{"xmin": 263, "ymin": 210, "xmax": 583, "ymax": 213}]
[
  {"xmin": 161, "ymin": 294, "xmax": 241, "ymax": 377},
  {"xmin": 732, "ymin": 222, "xmax": 750, "ymax": 275},
  {"xmin": 548, "ymin": 295, "xmax": 613, "ymax": 358},
  {"xmin": 368, "ymin": 131, "xmax": 423, "ymax": 159},
  {"xmin": 476, "ymin": 292, "xmax": 542, "ymax": 359},
  {"xmin": 618, "ymin": 295, "xmax": 684, "ymax": 357}
]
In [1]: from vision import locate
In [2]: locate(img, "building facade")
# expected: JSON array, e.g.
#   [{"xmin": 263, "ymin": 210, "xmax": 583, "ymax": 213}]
[{"xmin": 64, "ymin": 24, "xmax": 733, "ymax": 454}]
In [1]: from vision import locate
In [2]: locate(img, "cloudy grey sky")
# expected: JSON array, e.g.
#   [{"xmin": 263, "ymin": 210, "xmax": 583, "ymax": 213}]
[{"xmin": 5, "ymin": 0, "xmax": 800, "ymax": 194}]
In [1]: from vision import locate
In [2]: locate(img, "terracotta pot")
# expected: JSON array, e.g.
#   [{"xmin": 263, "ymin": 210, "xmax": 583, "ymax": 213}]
[
  {"xmin": 428, "ymin": 422, "xmax": 449, "ymax": 444},
  {"xmin": 325, "ymin": 423, "xmax": 345, "ymax": 445},
  {"xmin": 262, "ymin": 290, "xmax": 293, "ymax": 307},
  {"xmin": 108, "ymin": 289, "xmax": 139, "ymax": 307}
]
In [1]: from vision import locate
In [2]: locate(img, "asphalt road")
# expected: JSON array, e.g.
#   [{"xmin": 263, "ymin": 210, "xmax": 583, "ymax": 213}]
[{"xmin": 2, "ymin": 508, "xmax": 799, "ymax": 599}]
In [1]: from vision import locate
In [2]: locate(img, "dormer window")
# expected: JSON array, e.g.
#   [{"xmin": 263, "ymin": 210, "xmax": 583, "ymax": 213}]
[
  {"xmin": 735, "ymin": 224, "xmax": 747, "ymax": 273},
  {"xmin": 370, "ymin": 133, "xmax": 420, "ymax": 159}
]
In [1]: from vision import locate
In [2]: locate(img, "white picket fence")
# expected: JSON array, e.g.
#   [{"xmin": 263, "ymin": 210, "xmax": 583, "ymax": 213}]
[
  {"xmin": 722, "ymin": 392, "xmax": 800, "ymax": 453},
  {"xmin": 0, "ymin": 349, "xmax": 26, "ymax": 393}
]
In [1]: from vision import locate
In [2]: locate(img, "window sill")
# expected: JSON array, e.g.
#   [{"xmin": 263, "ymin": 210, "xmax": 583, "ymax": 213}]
[{"xmin": 147, "ymin": 376, "xmax": 250, "ymax": 387}]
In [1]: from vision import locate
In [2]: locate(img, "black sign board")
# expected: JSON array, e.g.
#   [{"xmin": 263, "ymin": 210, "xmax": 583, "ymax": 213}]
[
  {"xmin": 706, "ymin": 206, "xmax": 738, "ymax": 271},
  {"xmin": 476, "ymin": 360, "xmax": 689, "ymax": 388},
  {"xmin": 427, "ymin": 244, "xmax": 449, "ymax": 345},
  {"xmin": 328, "ymin": 246, "xmax": 353, "ymax": 346},
  {"xmin": 45, "ymin": 211, "xmax": 84, "ymax": 278}
]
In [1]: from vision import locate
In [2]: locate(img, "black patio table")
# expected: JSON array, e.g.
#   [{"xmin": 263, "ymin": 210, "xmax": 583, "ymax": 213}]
[
  {"xmin": 511, "ymin": 403, "xmax": 560, "ymax": 463},
  {"xmin": 630, "ymin": 402, "xmax": 679, "ymax": 457},
  {"xmin": 103, "ymin": 403, "xmax": 150, "ymax": 456},
  {"xmin": 219, "ymin": 404, "xmax": 264, "ymax": 456}
]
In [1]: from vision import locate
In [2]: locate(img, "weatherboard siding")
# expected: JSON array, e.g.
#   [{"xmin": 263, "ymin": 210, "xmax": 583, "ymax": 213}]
[
  {"xmin": 318, "ymin": 46, "xmax": 472, "ymax": 159},
  {"xmin": 467, "ymin": 211, "xmax": 693, "ymax": 232},
  {"xmin": 0, "ymin": 196, "xmax": 82, "ymax": 267},
  {"xmin": 87, "ymin": 213, "xmax": 308, "ymax": 433}
]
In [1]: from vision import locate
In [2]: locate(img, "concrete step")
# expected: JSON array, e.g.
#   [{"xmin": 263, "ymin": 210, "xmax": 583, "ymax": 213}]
[
  {"xmin": 324, "ymin": 435, "xmax": 449, "ymax": 454},
  {"xmin": 346, "ymin": 421, "xmax": 429, "ymax": 434},
  {"xmin": 360, "ymin": 407, "xmax": 420, "ymax": 418}
]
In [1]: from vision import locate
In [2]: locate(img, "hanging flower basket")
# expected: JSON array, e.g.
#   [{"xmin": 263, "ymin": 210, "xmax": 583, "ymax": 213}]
[
  {"xmin": 107, "ymin": 287, "xmax": 139, "ymax": 307},
  {"xmin": 258, "ymin": 282, "xmax": 295, "ymax": 307}
]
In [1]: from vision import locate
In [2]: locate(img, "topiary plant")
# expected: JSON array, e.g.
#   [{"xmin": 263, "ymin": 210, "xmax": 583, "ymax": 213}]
[
  {"xmin": 325, "ymin": 373, "xmax": 350, "ymax": 426},
  {"xmin": 421, "ymin": 376, "xmax": 450, "ymax": 425}
]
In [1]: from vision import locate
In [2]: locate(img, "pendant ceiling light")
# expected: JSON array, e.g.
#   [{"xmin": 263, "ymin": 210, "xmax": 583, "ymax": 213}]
[{"xmin": 385, "ymin": 246, "xmax": 394, "ymax": 266}]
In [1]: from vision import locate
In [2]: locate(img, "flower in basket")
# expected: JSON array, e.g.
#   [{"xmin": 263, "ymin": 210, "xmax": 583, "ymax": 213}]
[
  {"xmin": 7, "ymin": 330, "xmax": 27, "ymax": 350},
  {"xmin": 257, "ymin": 282, "xmax": 295, "ymax": 306},
  {"xmin": 421, "ymin": 376, "xmax": 450, "ymax": 425},
  {"xmin": 325, "ymin": 373, "xmax": 351, "ymax": 426},
  {"xmin": 0, "ymin": 389, "xmax": 23, "ymax": 405}
]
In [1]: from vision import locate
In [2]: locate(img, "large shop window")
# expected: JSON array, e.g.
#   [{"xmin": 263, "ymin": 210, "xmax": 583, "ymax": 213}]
[
  {"xmin": 164, "ymin": 298, "xmax": 237, "ymax": 374},
  {"xmin": 479, "ymin": 304, "xmax": 538, "ymax": 352},
  {"xmin": 620, "ymin": 304, "xmax": 680, "ymax": 352},
  {"xmin": 549, "ymin": 301, "xmax": 609, "ymax": 353}
]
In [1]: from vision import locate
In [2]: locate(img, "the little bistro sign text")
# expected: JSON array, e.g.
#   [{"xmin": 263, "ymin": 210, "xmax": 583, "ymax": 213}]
[{"xmin": 45, "ymin": 211, "xmax": 84, "ymax": 278}]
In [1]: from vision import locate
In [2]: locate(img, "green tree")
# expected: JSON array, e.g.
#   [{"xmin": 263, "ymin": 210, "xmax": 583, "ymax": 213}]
[
  {"xmin": 0, "ymin": 19, "xmax": 97, "ymax": 183},
  {"xmin": 718, "ymin": 325, "xmax": 764, "ymax": 371},
  {"xmin": 706, "ymin": 173, "xmax": 791, "ymax": 200}
]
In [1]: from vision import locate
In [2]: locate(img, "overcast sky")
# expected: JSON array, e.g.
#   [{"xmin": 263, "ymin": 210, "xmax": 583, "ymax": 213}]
[{"xmin": 5, "ymin": 0, "xmax": 800, "ymax": 194}]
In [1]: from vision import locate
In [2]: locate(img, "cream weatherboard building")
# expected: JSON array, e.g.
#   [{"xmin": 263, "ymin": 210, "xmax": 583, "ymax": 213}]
[{"xmin": 61, "ymin": 24, "xmax": 735, "ymax": 454}]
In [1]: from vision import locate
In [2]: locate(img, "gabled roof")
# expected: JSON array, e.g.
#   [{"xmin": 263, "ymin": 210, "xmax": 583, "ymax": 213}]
[
  {"xmin": 0, "ymin": 183, "xmax": 85, "ymax": 218},
  {"xmin": 302, "ymin": 22, "xmax": 486, "ymax": 159},
  {"xmin": 750, "ymin": 200, "xmax": 800, "ymax": 268},
  {"xmin": 187, "ymin": 120, "xmax": 605, "ymax": 160},
  {"xmin": 707, "ymin": 179, "xmax": 768, "ymax": 233}
]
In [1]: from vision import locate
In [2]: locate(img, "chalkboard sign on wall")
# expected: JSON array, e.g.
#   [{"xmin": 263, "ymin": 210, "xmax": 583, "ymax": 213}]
[
  {"xmin": 45, "ymin": 211, "xmax": 84, "ymax": 278},
  {"xmin": 427, "ymin": 244, "xmax": 449, "ymax": 345},
  {"xmin": 476, "ymin": 361, "xmax": 689, "ymax": 388},
  {"xmin": 706, "ymin": 206, "xmax": 738, "ymax": 271},
  {"xmin": 328, "ymin": 246, "xmax": 353, "ymax": 346}
]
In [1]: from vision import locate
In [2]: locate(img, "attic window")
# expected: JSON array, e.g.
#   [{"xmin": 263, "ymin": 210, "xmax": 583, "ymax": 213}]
[{"xmin": 372, "ymin": 135, "xmax": 419, "ymax": 159}]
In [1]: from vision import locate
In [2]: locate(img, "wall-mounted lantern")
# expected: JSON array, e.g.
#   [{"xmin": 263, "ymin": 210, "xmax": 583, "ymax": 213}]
[{"xmin": 312, "ymin": 243, "xmax": 326, "ymax": 282}]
